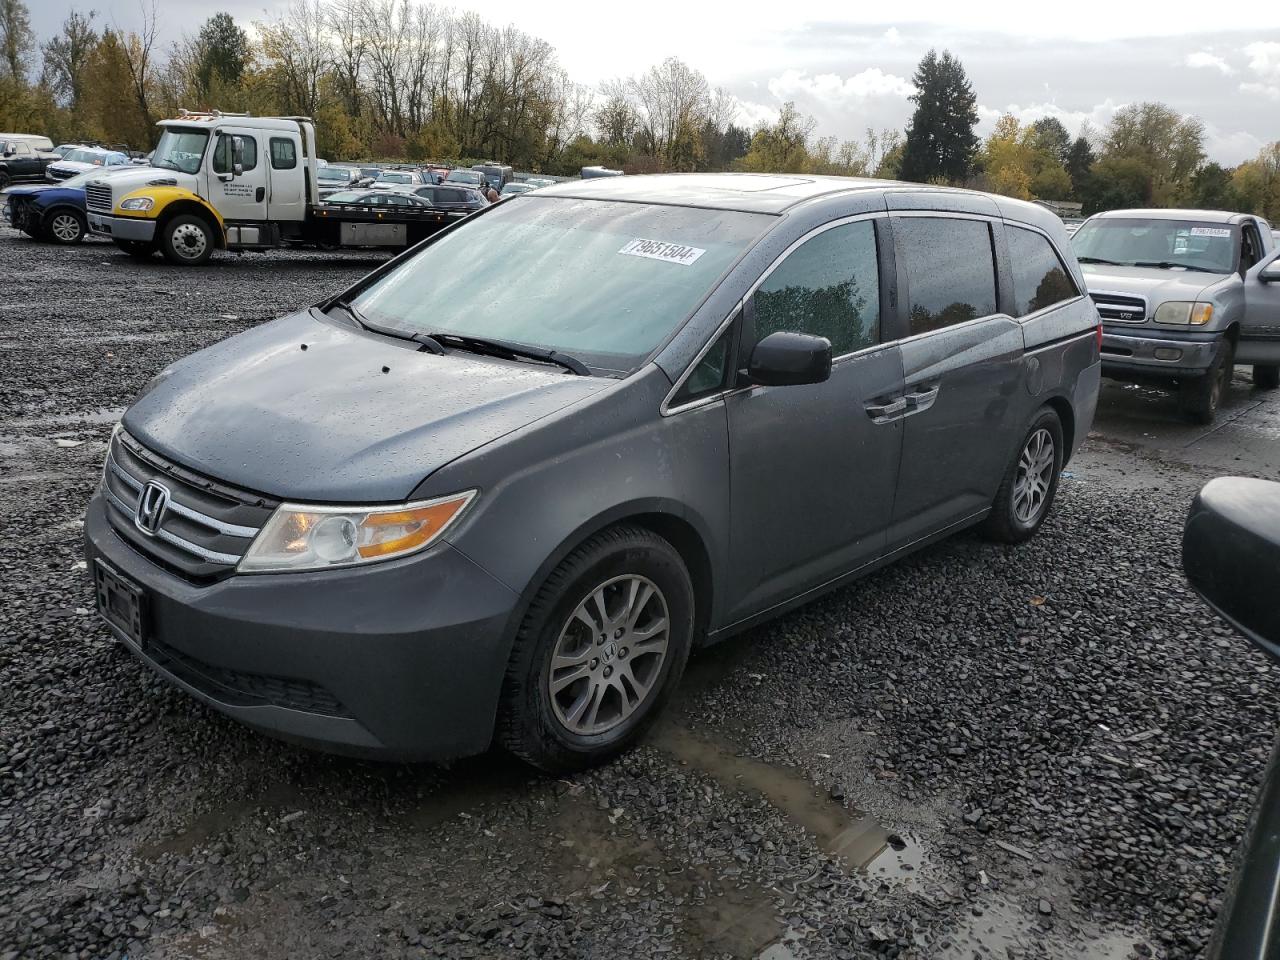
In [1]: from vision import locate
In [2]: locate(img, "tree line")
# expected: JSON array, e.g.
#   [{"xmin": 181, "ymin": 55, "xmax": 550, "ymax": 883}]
[{"xmin": 0, "ymin": 0, "xmax": 1277, "ymax": 219}]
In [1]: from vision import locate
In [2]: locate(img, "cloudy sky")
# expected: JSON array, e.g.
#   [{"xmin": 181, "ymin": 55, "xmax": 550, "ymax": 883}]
[{"xmin": 27, "ymin": 0, "xmax": 1280, "ymax": 164}]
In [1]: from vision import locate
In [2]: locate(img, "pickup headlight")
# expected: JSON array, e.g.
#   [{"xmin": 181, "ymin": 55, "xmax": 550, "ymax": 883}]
[
  {"xmin": 237, "ymin": 492, "xmax": 476, "ymax": 573},
  {"xmin": 119, "ymin": 197, "xmax": 154, "ymax": 212},
  {"xmin": 1153, "ymin": 301, "xmax": 1214, "ymax": 326}
]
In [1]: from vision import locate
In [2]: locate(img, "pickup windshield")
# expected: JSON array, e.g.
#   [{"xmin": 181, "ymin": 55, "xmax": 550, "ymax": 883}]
[
  {"xmin": 1072, "ymin": 218, "xmax": 1236, "ymax": 274},
  {"xmin": 351, "ymin": 197, "xmax": 771, "ymax": 373},
  {"xmin": 319, "ymin": 167, "xmax": 356, "ymax": 182},
  {"xmin": 150, "ymin": 128, "xmax": 210, "ymax": 175}
]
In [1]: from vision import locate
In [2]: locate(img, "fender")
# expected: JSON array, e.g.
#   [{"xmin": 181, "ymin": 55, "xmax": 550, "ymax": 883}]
[{"xmin": 114, "ymin": 186, "xmax": 227, "ymax": 245}]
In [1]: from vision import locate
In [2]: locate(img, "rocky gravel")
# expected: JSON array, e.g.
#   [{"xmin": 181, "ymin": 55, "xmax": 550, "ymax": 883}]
[{"xmin": 2, "ymin": 228, "xmax": 1278, "ymax": 959}]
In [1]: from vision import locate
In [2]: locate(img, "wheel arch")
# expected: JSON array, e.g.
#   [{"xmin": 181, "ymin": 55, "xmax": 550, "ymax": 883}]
[
  {"xmin": 156, "ymin": 199, "xmax": 226, "ymax": 249},
  {"xmin": 1042, "ymin": 394, "xmax": 1076, "ymax": 464}
]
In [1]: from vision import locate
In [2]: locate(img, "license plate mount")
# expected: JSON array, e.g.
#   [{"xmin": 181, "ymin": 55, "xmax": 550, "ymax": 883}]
[{"xmin": 94, "ymin": 559, "xmax": 148, "ymax": 647}]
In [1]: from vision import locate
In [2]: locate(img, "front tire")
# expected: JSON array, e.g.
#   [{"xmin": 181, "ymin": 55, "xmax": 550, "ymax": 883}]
[
  {"xmin": 982, "ymin": 408, "xmax": 1064, "ymax": 544},
  {"xmin": 1254, "ymin": 364, "xmax": 1280, "ymax": 390},
  {"xmin": 498, "ymin": 526, "xmax": 694, "ymax": 773},
  {"xmin": 43, "ymin": 209, "xmax": 86, "ymax": 244},
  {"xmin": 159, "ymin": 214, "xmax": 214, "ymax": 265},
  {"xmin": 1180, "ymin": 338, "xmax": 1234, "ymax": 424}
]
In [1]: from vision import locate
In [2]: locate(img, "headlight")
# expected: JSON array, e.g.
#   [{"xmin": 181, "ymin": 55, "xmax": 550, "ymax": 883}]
[
  {"xmin": 120, "ymin": 197, "xmax": 154, "ymax": 212},
  {"xmin": 237, "ymin": 492, "xmax": 476, "ymax": 573},
  {"xmin": 1153, "ymin": 301, "xmax": 1214, "ymax": 326}
]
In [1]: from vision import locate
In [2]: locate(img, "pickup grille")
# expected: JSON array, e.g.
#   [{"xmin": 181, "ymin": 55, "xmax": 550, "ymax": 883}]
[
  {"xmin": 102, "ymin": 431, "xmax": 277, "ymax": 582},
  {"xmin": 1090, "ymin": 292, "xmax": 1147, "ymax": 323},
  {"xmin": 85, "ymin": 181, "xmax": 112, "ymax": 213}
]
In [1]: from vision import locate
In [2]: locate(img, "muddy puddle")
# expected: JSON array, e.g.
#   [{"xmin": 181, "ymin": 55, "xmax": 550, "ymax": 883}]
[
  {"xmin": 136, "ymin": 780, "xmax": 304, "ymax": 860},
  {"xmin": 652, "ymin": 725, "xmax": 927, "ymax": 884},
  {"xmin": 938, "ymin": 896, "xmax": 1146, "ymax": 959}
]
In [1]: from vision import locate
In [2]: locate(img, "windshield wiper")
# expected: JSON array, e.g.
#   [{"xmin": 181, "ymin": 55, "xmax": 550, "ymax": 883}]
[
  {"xmin": 1133, "ymin": 261, "xmax": 1218, "ymax": 273},
  {"xmin": 327, "ymin": 299, "xmax": 445, "ymax": 354},
  {"xmin": 430, "ymin": 333, "xmax": 590, "ymax": 376},
  {"xmin": 151, "ymin": 158, "xmax": 179, "ymax": 171},
  {"xmin": 1077, "ymin": 256, "xmax": 1121, "ymax": 265}
]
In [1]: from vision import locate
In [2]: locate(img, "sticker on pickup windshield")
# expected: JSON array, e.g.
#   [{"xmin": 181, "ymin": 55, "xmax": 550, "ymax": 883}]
[
  {"xmin": 1189, "ymin": 227, "xmax": 1231, "ymax": 238},
  {"xmin": 618, "ymin": 238, "xmax": 706, "ymax": 266}
]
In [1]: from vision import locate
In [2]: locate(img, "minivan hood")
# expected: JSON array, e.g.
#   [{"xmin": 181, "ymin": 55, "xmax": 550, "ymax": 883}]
[
  {"xmin": 1080, "ymin": 263, "xmax": 1227, "ymax": 303},
  {"xmin": 122, "ymin": 311, "xmax": 612, "ymax": 502}
]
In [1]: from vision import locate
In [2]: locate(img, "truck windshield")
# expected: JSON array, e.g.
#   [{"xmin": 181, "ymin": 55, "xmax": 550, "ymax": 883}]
[
  {"xmin": 151, "ymin": 128, "xmax": 210, "ymax": 175},
  {"xmin": 350, "ymin": 197, "xmax": 772, "ymax": 373},
  {"xmin": 1072, "ymin": 218, "xmax": 1236, "ymax": 274}
]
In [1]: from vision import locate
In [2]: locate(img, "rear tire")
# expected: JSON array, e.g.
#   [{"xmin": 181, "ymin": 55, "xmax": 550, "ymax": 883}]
[
  {"xmin": 1180, "ymin": 338, "xmax": 1234, "ymax": 424},
  {"xmin": 981, "ymin": 408, "xmax": 1064, "ymax": 544},
  {"xmin": 43, "ymin": 209, "xmax": 86, "ymax": 245},
  {"xmin": 114, "ymin": 238, "xmax": 155, "ymax": 260},
  {"xmin": 498, "ymin": 526, "xmax": 694, "ymax": 773},
  {"xmin": 1254, "ymin": 364, "xmax": 1280, "ymax": 390},
  {"xmin": 159, "ymin": 214, "xmax": 214, "ymax": 265}
]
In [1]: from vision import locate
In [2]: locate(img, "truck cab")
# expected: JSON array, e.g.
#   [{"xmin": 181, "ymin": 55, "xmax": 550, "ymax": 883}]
[{"xmin": 1072, "ymin": 209, "xmax": 1280, "ymax": 422}]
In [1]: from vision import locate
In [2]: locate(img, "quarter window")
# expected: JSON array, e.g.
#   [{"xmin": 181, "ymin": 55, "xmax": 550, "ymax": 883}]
[
  {"xmin": 672, "ymin": 326, "xmax": 733, "ymax": 407},
  {"xmin": 752, "ymin": 220, "xmax": 880, "ymax": 356},
  {"xmin": 1007, "ymin": 226, "xmax": 1078, "ymax": 316},
  {"xmin": 894, "ymin": 217, "xmax": 997, "ymax": 335},
  {"xmin": 269, "ymin": 137, "xmax": 297, "ymax": 170}
]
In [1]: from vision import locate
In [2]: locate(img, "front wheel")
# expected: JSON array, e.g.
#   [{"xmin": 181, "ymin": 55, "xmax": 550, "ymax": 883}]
[
  {"xmin": 44, "ymin": 209, "xmax": 86, "ymax": 244},
  {"xmin": 159, "ymin": 214, "xmax": 214, "ymax": 265},
  {"xmin": 114, "ymin": 238, "xmax": 156, "ymax": 260},
  {"xmin": 1254, "ymin": 364, "xmax": 1280, "ymax": 390},
  {"xmin": 1180, "ymin": 338, "xmax": 1234, "ymax": 424},
  {"xmin": 982, "ymin": 408, "xmax": 1064, "ymax": 544},
  {"xmin": 498, "ymin": 526, "xmax": 694, "ymax": 773}
]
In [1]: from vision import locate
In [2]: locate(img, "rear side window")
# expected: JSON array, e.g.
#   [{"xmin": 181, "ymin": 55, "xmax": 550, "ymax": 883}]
[
  {"xmin": 894, "ymin": 217, "xmax": 997, "ymax": 334},
  {"xmin": 270, "ymin": 138, "xmax": 297, "ymax": 170},
  {"xmin": 1007, "ymin": 226, "xmax": 1078, "ymax": 316},
  {"xmin": 752, "ymin": 220, "xmax": 880, "ymax": 356}
]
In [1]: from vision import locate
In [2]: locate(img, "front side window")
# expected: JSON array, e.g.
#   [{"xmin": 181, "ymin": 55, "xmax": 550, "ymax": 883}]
[
  {"xmin": 212, "ymin": 134, "xmax": 258, "ymax": 174},
  {"xmin": 353, "ymin": 197, "xmax": 772, "ymax": 373},
  {"xmin": 752, "ymin": 220, "xmax": 880, "ymax": 356},
  {"xmin": 151, "ymin": 128, "xmax": 210, "ymax": 175},
  {"xmin": 894, "ymin": 217, "xmax": 997, "ymax": 335},
  {"xmin": 1007, "ymin": 226, "xmax": 1078, "ymax": 316},
  {"xmin": 1071, "ymin": 217, "xmax": 1236, "ymax": 274},
  {"xmin": 270, "ymin": 137, "xmax": 297, "ymax": 170}
]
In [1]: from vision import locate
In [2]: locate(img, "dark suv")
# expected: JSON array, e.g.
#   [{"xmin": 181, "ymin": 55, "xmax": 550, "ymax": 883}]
[
  {"xmin": 0, "ymin": 137, "xmax": 57, "ymax": 189},
  {"xmin": 84, "ymin": 174, "xmax": 1100, "ymax": 771}
]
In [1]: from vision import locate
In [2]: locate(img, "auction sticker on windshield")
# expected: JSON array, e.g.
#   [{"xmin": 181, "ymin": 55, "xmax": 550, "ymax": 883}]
[
  {"xmin": 1190, "ymin": 227, "xmax": 1232, "ymax": 238},
  {"xmin": 618, "ymin": 238, "xmax": 707, "ymax": 266}
]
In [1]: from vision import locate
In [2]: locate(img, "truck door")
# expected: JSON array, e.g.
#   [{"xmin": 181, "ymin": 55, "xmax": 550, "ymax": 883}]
[
  {"xmin": 265, "ymin": 134, "xmax": 304, "ymax": 222},
  {"xmin": 1241, "ymin": 246, "xmax": 1280, "ymax": 378},
  {"xmin": 207, "ymin": 128, "xmax": 268, "ymax": 224}
]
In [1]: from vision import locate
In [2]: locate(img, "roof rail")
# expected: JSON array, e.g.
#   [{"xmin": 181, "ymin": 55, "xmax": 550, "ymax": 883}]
[{"xmin": 177, "ymin": 109, "xmax": 253, "ymax": 118}]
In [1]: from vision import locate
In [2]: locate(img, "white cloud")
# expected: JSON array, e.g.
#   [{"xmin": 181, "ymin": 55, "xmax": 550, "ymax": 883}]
[
  {"xmin": 1202, "ymin": 123, "xmax": 1266, "ymax": 165},
  {"xmin": 1241, "ymin": 40, "xmax": 1280, "ymax": 98},
  {"xmin": 1185, "ymin": 51, "xmax": 1233, "ymax": 75},
  {"xmin": 975, "ymin": 99, "xmax": 1127, "ymax": 140},
  {"xmin": 767, "ymin": 68, "xmax": 916, "ymax": 105},
  {"xmin": 882, "ymin": 27, "xmax": 903, "ymax": 46},
  {"xmin": 735, "ymin": 99, "xmax": 782, "ymax": 130}
]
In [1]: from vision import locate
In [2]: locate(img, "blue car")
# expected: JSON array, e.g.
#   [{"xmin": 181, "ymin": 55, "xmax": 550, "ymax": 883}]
[{"xmin": 2, "ymin": 167, "xmax": 132, "ymax": 244}]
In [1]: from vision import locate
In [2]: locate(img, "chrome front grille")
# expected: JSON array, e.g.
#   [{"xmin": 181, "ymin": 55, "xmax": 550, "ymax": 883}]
[
  {"xmin": 102, "ymin": 431, "xmax": 277, "ymax": 581},
  {"xmin": 85, "ymin": 181, "xmax": 112, "ymax": 213},
  {"xmin": 48, "ymin": 167, "xmax": 75, "ymax": 181},
  {"xmin": 1090, "ymin": 291, "xmax": 1147, "ymax": 323}
]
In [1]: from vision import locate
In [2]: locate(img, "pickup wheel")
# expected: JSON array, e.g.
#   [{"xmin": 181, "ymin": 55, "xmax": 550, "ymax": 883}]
[
  {"xmin": 43, "ymin": 209, "xmax": 86, "ymax": 245},
  {"xmin": 982, "ymin": 408, "xmax": 1064, "ymax": 545},
  {"xmin": 159, "ymin": 214, "xmax": 214, "ymax": 266},
  {"xmin": 114, "ymin": 239, "xmax": 155, "ymax": 260},
  {"xmin": 1254, "ymin": 365, "xmax": 1280, "ymax": 390},
  {"xmin": 1180, "ymin": 338, "xmax": 1234, "ymax": 424},
  {"xmin": 0, "ymin": 172, "xmax": 9, "ymax": 191},
  {"xmin": 497, "ymin": 526, "xmax": 694, "ymax": 773}
]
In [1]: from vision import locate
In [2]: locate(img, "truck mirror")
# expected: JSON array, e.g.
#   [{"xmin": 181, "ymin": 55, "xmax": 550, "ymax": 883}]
[{"xmin": 231, "ymin": 136, "xmax": 245, "ymax": 177}]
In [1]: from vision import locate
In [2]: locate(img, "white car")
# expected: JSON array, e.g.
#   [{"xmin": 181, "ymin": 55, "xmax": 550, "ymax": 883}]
[{"xmin": 47, "ymin": 148, "xmax": 131, "ymax": 182}]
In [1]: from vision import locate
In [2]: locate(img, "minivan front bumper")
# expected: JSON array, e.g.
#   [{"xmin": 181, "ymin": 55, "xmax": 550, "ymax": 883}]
[
  {"xmin": 83, "ymin": 492, "xmax": 519, "ymax": 760},
  {"xmin": 1100, "ymin": 325, "xmax": 1220, "ymax": 378}
]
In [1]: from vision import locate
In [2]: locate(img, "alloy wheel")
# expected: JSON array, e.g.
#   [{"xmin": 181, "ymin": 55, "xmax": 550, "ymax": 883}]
[
  {"xmin": 1012, "ymin": 427, "xmax": 1055, "ymax": 524},
  {"xmin": 50, "ymin": 213, "xmax": 81, "ymax": 242},
  {"xmin": 547, "ymin": 574, "xmax": 670, "ymax": 737}
]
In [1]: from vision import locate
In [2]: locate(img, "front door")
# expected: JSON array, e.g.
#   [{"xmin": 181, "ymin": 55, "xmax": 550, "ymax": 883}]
[
  {"xmin": 1242, "ymin": 246, "xmax": 1280, "ymax": 369},
  {"xmin": 724, "ymin": 217, "xmax": 905, "ymax": 624},
  {"xmin": 206, "ymin": 128, "xmax": 268, "ymax": 223}
]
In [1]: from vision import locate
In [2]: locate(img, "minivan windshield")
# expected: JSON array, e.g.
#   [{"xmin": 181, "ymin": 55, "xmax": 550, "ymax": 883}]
[
  {"xmin": 351, "ymin": 197, "xmax": 771, "ymax": 372},
  {"xmin": 1071, "ymin": 217, "xmax": 1236, "ymax": 274},
  {"xmin": 151, "ymin": 128, "xmax": 210, "ymax": 175}
]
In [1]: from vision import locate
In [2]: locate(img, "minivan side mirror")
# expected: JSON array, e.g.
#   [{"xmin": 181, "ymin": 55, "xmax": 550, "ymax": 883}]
[
  {"xmin": 747, "ymin": 331, "xmax": 832, "ymax": 387},
  {"xmin": 1182, "ymin": 476, "xmax": 1280, "ymax": 658}
]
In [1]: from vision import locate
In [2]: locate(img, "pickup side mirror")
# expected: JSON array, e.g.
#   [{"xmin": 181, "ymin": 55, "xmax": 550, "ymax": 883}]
[
  {"xmin": 1260, "ymin": 261, "xmax": 1280, "ymax": 283},
  {"xmin": 1182, "ymin": 476, "xmax": 1280, "ymax": 657},
  {"xmin": 747, "ymin": 331, "xmax": 832, "ymax": 387},
  {"xmin": 231, "ymin": 136, "xmax": 245, "ymax": 177}
]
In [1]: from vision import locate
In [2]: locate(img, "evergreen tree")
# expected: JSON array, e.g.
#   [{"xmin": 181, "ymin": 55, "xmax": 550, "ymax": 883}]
[
  {"xmin": 1065, "ymin": 135, "xmax": 1096, "ymax": 199},
  {"xmin": 899, "ymin": 49, "xmax": 979, "ymax": 183},
  {"xmin": 1029, "ymin": 117, "xmax": 1071, "ymax": 165},
  {"xmin": 1188, "ymin": 163, "xmax": 1238, "ymax": 211},
  {"xmin": 194, "ymin": 13, "xmax": 251, "ymax": 97}
]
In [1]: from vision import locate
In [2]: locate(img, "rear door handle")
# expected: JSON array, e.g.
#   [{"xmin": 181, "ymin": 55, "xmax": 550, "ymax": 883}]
[
  {"xmin": 904, "ymin": 385, "xmax": 940, "ymax": 413},
  {"xmin": 864, "ymin": 397, "xmax": 908, "ymax": 422}
]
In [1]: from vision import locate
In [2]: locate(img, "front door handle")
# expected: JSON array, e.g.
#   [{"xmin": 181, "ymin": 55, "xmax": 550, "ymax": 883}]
[
  {"xmin": 255, "ymin": 186, "xmax": 266, "ymax": 203},
  {"xmin": 864, "ymin": 396, "xmax": 908, "ymax": 422},
  {"xmin": 904, "ymin": 385, "xmax": 940, "ymax": 413}
]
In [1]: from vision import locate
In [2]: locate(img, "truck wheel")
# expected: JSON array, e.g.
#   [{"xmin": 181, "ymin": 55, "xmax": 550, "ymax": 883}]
[
  {"xmin": 1254, "ymin": 365, "xmax": 1280, "ymax": 390},
  {"xmin": 498, "ymin": 525, "xmax": 694, "ymax": 773},
  {"xmin": 44, "ymin": 210, "xmax": 86, "ymax": 245},
  {"xmin": 1180, "ymin": 339, "xmax": 1234, "ymax": 424},
  {"xmin": 114, "ymin": 239, "xmax": 155, "ymax": 260},
  {"xmin": 159, "ymin": 215, "xmax": 214, "ymax": 266},
  {"xmin": 982, "ymin": 407, "xmax": 1064, "ymax": 544}
]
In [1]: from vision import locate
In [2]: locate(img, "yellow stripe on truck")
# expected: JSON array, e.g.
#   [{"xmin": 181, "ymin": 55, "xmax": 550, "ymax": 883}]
[{"xmin": 113, "ymin": 187, "xmax": 226, "ymax": 239}]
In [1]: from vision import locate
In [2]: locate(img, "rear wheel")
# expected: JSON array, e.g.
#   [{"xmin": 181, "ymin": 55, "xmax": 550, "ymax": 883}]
[
  {"xmin": 44, "ymin": 209, "xmax": 86, "ymax": 244},
  {"xmin": 159, "ymin": 214, "xmax": 214, "ymax": 265},
  {"xmin": 0, "ymin": 172, "xmax": 9, "ymax": 191},
  {"xmin": 113, "ymin": 238, "xmax": 155, "ymax": 260},
  {"xmin": 498, "ymin": 526, "xmax": 694, "ymax": 773},
  {"xmin": 1254, "ymin": 364, "xmax": 1280, "ymax": 390},
  {"xmin": 1180, "ymin": 338, "xmax": 1234, "ymax": 424},
  {"xmin": 982, "ymin": 408, "xmax": 1064, "ymax": 544}
]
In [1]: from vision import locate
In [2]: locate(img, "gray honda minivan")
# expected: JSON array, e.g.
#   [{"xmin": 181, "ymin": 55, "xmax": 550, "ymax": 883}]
[{"xmin": 85, "ymin": 174, "xmax": 1101, "ymax": 771}]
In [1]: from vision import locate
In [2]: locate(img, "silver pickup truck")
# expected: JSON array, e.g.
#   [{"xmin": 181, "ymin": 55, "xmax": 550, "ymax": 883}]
[{"xmin": 1072, "ymin": 209, "xmax": 1280, "ymax": 422}]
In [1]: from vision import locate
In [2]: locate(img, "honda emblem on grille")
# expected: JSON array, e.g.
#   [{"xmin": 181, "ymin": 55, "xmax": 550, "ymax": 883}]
[{"xmin": 135, "ymin": 481, "xmax": 171, "ymax": 536}]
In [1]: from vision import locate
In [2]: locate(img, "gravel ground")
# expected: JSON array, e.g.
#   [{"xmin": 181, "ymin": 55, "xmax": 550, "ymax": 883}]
[{"xmin": 2, "ymin": 229, "xmax": 1278, "ymax": 960}]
